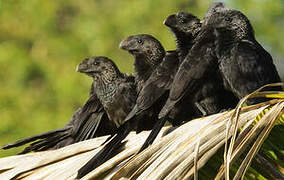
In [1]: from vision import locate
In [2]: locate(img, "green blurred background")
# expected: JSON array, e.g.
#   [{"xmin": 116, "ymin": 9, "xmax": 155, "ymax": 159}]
[{"xmin": 0, "ymin": 0, "xmax": 283, "ymax": 157}]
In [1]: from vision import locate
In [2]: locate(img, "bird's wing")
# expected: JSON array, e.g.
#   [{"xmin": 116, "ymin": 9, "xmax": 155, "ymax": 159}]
[
  {"xmin": 81, "ymin": 93, "xmax": 103, "ymax": 115},
  {"xmin": 237, "ymin": 40, "xmax": 268, "ymax": 89},
  {"xmin": 159, "ymin": 45, "xmax": 213, "ymax": 118},
  {"xmin": 74, "ymin": 112, "xmax": 105, "ymax": 142},
  {"xmin": 221, "ymin": 40, "xmax": 281, "ymax": 99},
  {"xmin": 74, "ymin": 93, "xmax": 116, "ymax": 142},
  {"xmin": 136, "ymin": 52, "xmax": 179, "ymax": 111},
  {"xmin": 124, "ymin": 52, "xmax": 178, "ymax": 122},
  {"xmin": 116, "ymin": 76, "xmax": 138, "ymax": 122},
  {"xmin": 169, "ymin": 50, "xmax": 212, "ymax": 101},
  {"xmin": 169, "ymin": 27, "xmax": 215, "ymax": 102},
  {"xmin": 238, "ymin": 40, "xmax": 281, "ymax": 86}
]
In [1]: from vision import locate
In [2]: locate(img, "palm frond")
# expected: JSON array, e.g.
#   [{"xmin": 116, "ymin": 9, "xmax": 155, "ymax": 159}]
[{"xmin": 0, "ymin": 83, "xmax": 283, "ymax": 180}]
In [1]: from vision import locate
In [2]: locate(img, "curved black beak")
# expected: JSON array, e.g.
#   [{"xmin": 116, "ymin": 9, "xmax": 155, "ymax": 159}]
[{"xmin": 163, "ymin": 14, "xmax": 176, "ymax": 27}]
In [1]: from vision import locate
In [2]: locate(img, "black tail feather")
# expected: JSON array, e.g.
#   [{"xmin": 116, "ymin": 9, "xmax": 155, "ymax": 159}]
[
  {"xmin": 76, "ymin": 122, "xmax": 132, "ymax": 179},
  {"xmin": 77, "ymin": 115, "xmax": 95, "ymax": 141},
  {"xmin": 19, "ymin": 132, "xmax": 71, "ymax": 154},
  {"xmin": 74, "ymin": 114, "xmax": 94, "ymax": 141},
  {"xmin": 82, "ymin": 114, "xmax": 102, "ymax": 141},
  {"xmin": 2, "ymin": 126, "xmax": 71, "ymax": 150},
  {"xmin": 138, "ymin": 117, "xmax": 168, "ymax": 153},
  {"xmin": 37, "ymin": 133, "xmax": 71, "ymax": 151},
  {"xmin": 75, "ymin": 112, "xmax": 104, "ymax": 142},
  {"xmin": 101, "ymin": 132, "xmax": 116, "ymax": 146}
]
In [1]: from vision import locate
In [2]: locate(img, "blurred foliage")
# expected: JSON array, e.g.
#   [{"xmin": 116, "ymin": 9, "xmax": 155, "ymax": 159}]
[{"xmin": 0, "ymin": 0, "xmax": 283, "ymax": 157}]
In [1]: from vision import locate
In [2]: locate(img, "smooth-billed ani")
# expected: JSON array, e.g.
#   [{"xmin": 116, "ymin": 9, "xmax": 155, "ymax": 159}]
[
  {"xmin": 2, "ymin": 73, "xmax": 116, "ymax": 154},
  {"xmin": 77, "ymin": 34, "xmax": 168, "ymax": 178},
  {"xmin": 159, "ymin": 3, "xmax": 238, "ymax": 120},
  {"xmin": 120, "ymin": 34, "xmax": 166, "ymax": 92},
  {"xmin": 76, "ymin": 56, "xmax": 138, "ymax": 178},
  {"xmin": 131, "ymin": 14, "xmax": 203, "ymax": 152},
  {"xmin": 208, "ymin": 9, "xmax": 282, "ymax": 104},
  {"xmin": 139, "ymin": 4, "xmax": 238, "ymax": 151}
]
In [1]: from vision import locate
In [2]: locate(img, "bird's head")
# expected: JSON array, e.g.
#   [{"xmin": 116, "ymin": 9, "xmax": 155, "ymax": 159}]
[
  {"xmin": 206, "ymin": 10, "xmax": 254, "ymax": 40},
  {"xmin": 202, "ymin": 2, "xmax": 228, "ymax": 24},
  {"xmin": 164, "ymin": 12, "xmax": 201, "ymax": 38},
  {"xmin": 119, "ymin": 34, "xmax": 165, "ymax": 67},
  {"xmin": 77, "ymin": 56, "xmax": 121, "ymax": 80}
]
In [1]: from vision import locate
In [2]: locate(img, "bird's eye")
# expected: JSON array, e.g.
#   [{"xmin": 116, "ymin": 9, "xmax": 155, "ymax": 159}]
[
  {"xmin": 138, "ymin": 39, "xmax": 143, "ymax": 44},
  {"xmin": 225, "ymin": 17, "xmax": 231, "ymax": 22},
  {"xmin": 94, "ymin": 61, "xmax": 100, "ymax": 66},
  {"xmin": 181, "ymin": 19, "xmax": 187, "ymax": 23}
]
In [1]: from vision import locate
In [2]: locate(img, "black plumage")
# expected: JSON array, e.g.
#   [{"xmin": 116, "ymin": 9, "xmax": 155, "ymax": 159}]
[
  {"xmin": 119, "ymin": 34, "xmax": 168, "ymax": 132},
  {"xmin": 2, "ymin": 79, "xmax": 116, "ymax": 154},
  {"xmin": 77, "ymin": 57, "xmax": 137, "ymax": 128},
  {"xmin": 164, "ymin": 12, "xmax": 201, "ymax": 61},
  {"xmin": 203, "ymin": 2, "xmax": 228, "ymax": 22},
  {"xmin": 119, "ymin": 34, "xmax": 166, "ymax": 93},
  {"xmin": 208, "ymin": 9, "xmax": 282, "ymax": 104},
  {"xmin": 76, "ymin": 56, "xmax": 138, "ymax": 178},
  {"xmin": 159, "ymin": 3, "xmax": 238, "ymax": 120},
  {"xmin": 131, "ymin": 14, "xmax": 203, "ymax": 152},
  {"xmin": 77, "ymin": 35, "xmax": 169, "ymax": 178},
  {"xmin": 138, "ymin": 4, "xmax": 233, "ymax": 151}
]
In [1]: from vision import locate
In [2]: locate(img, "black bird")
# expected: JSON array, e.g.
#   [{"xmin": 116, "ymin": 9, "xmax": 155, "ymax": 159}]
[
  {"xmin": 138, "ymin": 4, "xmax": 237, "ymax": 151},
  {"xmin": 77, "ymin": 56, "xmax": 137, "ymax": 128},
  {"xmin": 208, "ymin": 9, "xmax": 282, "ymax": 104},
  {"xmin": 126, "ymin": 4, "xmax": 234, "ymax": 153},
  {"xmin": 2, "ymin": 77, "xmax": 116, "ymax": 154},
  {"xmin": 159, "ymin": 3, "xmax": 238, "ymax": 120},
  {"xmin": 124, "ymin": 14, "xmax": 203, "ymax": 152},
  {"xmin": 77, "ymin": 35, "xmax": 169, "ymax": 178},
  {"xmin": 119, "ymin": 34, "xmax": 170, "ymax": 132},
  {"xmin": 120, "ymin": 34, "xmax": 166, "ymax": 93},
  {"xmin": 76, "ymin": 56, "xmax": 138, "ymax": 178},
  {"xmin": 164, "ymin": 12, "xmax": 201, "ymax": 61}
]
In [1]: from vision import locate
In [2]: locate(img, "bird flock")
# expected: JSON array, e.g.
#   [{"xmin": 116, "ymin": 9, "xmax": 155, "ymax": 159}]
[{"xmin": 2, "ymin": 2, "xmax": 282, "ymax": 179}]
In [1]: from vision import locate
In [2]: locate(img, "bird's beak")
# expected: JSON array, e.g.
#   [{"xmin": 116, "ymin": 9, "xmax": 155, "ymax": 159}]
[
  {"xmin": 76, "ymin": 63, "xmax": 87, "ymax": 73},
  {"xmin": 119, "ymin": 36, "xmax": 137, "ymax": 52},
  {"xmin": 119, "ymin": 39, "xmax": 127, "ymax": 50},
  {"xmin": 163, "ymin": 14, "xmax": 176, "ymax": 27},
  {"xmin": 119, "ymin": 38, "xmax": 131, "ymax": 50}
]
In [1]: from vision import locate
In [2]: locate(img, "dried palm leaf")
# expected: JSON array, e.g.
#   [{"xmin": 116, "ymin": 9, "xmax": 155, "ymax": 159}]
[{"xmin": 0, "ymin": 84, "xmax": 283, "ymax": 180}]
